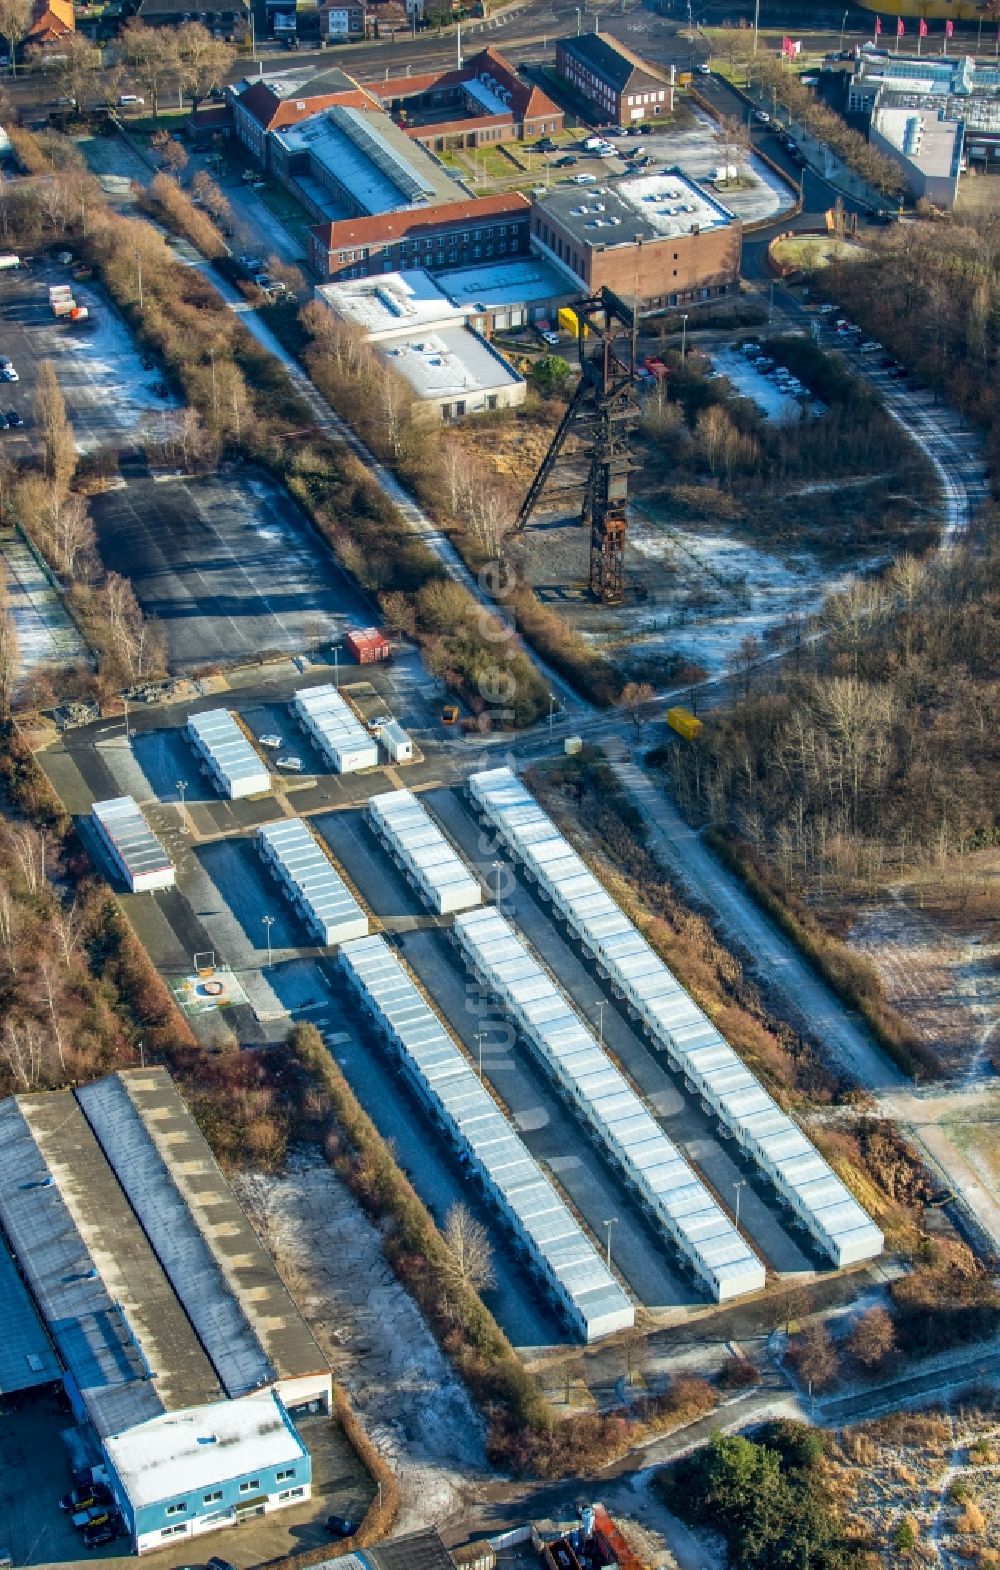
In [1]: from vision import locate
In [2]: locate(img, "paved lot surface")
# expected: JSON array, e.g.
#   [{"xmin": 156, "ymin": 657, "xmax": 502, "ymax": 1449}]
[
  {"xmin": 0, "ymin": 261, "xmax": 181, "ymax": 454},
  {"xmin": 88, "ymin": 466, "xmax": 374, "ymax": 671}
]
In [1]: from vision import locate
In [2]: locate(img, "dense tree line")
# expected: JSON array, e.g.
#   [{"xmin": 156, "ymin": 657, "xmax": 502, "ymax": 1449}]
[
  {"xmin": 658, "ymin": 1422, "xmax": 851, "ymax": 1570},
  {"xmin": 663, "ymin": 541, "xmax": 998, "ymax": 892},
  {"xmin": 825, "ymin": 214, "xmax": 1000, "ymax": 481}
]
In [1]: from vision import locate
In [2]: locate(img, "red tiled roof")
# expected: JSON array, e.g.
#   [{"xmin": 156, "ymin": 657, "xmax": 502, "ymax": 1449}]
[
  {"xmin": 236, "ymin": 77, "xmax": 379, "ymax": 132},
  {"xmin": 310, "ymin": 191, "xmax": 530, "ymax": 252},
  {"xmin": 405, "ymin": 112, "xmax": 513, "ymax": 137},
  {"xmin": 363, "ymin": 47, "xmax": 561, "ymax": 126}
]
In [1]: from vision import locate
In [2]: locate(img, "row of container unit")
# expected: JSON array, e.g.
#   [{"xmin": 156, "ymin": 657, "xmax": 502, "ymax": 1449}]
[
  {"xmin": 367, "ymin": 789, "xmax": 482, "ymax": 915},
  {"xmin": 185, "ymin": 709, "xmax": 271, "ymax": 801},
  {"xmin": 467, "ymin": 768, "xmax": 884, "ymax": 1272},
  {"xmin": 292, "ymin": 685, "xmax": 378, "ymax": 775},
  {"xmin": 92, "ymin": 796, "xmax": 175, "ymax": 894},
  {"xmin": 452, "ymin": 906, "xmax": 767, "ymax": 1304},
  {"xmin": 256, "ymin": 818, "xmax": 369, "ymax": 947},
  {"xmin": 48, "ymin": 283, "xmax": 88, "ymax": 321},
  {"xmin": 339, "ymin": 934, "xmax": 633, "ymax": 1341}
]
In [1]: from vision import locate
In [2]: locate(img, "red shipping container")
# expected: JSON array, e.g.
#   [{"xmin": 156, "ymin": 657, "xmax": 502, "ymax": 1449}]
[{"xmin": 346, "ymin": 627, "xmax": 390, "ymax": 664}]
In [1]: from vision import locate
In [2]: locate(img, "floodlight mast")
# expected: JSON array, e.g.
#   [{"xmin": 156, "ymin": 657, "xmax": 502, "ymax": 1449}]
[{"xmin": 513, "ymin": 287, "xmax": 640, "ymax": 606}]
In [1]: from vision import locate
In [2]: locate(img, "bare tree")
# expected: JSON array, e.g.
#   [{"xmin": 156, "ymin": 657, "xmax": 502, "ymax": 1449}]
[
  {"xmin": 0, "ymin": 0, "xmax": 30, "ymax": 77},
  {"xmin": 790, "ymin": 1321, "xmax": 838, "ymax": 1390},
  {"xmin": 618, "ymin": 680, "xmax": 656, "ymax": 740},
  {"xmin": 33, "ymin": 360, "xmax": 76, "ymax": 493},
  {"xmin": 117, "ymin": 20, "xmax": 180, "ymax": 117},
  {"xmin": 441, "ymin": 1202, "xmax": 495, "ymax": 1296},
  {"xmin": 29, "ymin": 35, "xmax": 104, "ymax": 112},
  {"xmin": 848, "ymin": 1306, "xmax": 896, "ymax": 1369},
  {"xmin": 175, "ymin": 21, "xmax": 235, "ymax": 109}
]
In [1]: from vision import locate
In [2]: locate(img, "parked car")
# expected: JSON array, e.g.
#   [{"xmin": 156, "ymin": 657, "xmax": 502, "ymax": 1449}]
[
  {"xmin": 859, "ymin": 339, "xmax": 882, "ymax": 353},
  {"xmin": 753, "ymin": 109, "xmax": 770, "ymax": 123},
  {"xmin": 2, "ymin": 367, "xmax": 18, "ymax": 381},
  {"xmin": 276, "ymin": 755, "xmax": 304, "ymax": 772},
  {"xmin": 326, "ymin": 1515, "xmax": 360, "ymax": 1538},
  {"xmin": 696, "ymin": 61, "xmax": 711, "ymax": 73},
  {"xmin": 627, "ymin": 125, "xmax": 644, "ymax": 135},
  {"xmin": 817, "ymin": 302, "xmax": 837, "ymax": 314},
  {"xmin": 7, "ymin": 410, "xmax": 22, "ymax": 427},
  {"xmin": 538, "ymin": 329, "xmax": 560, "ymax": 345},
  {"xmin": 118, "ymin": 93, "xmax": 144, "ymax": 106},
  {"xmin": 82, "ymin": 1521, "xmax": 119, "ymax": 1550},
  {"xmin": 258, "ymin": 733, "xmax": 283, "ymax": 748},
  {"xmin": 554, "ymin": 154, "xmax": 576, "ymax": 167},
  {"xmin": 573, "ymin": 172, "xmax": 596, "ymax": 184}
]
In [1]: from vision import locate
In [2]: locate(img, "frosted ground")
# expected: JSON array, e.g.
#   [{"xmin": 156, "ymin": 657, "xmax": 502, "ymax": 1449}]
[
  {"xmin": 626, "ymin": 511, "xmax": 855, "ymax": 676},
  {"xmin": 30, "ymin": 281, "xmax": 183, "ymax": 453}
]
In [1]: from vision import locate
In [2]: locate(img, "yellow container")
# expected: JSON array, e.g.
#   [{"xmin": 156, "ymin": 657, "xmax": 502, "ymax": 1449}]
[{"xmin": 666, "ymin": 706, "xmax": 703, "ymax": 742}]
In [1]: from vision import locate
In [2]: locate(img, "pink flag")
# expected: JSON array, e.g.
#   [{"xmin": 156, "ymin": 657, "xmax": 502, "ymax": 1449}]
[
  {"xmin": 918, "ymin": 17, "xmax": 928, "ymax": 37},
  {"xmin": 897, "ymin": 16, "xmax": 905, "ymax": 35},
  {"xmin": 945, "ymin": 18, "xmax": 954, "ymax": 35},
  {"xmin": 875, "ymin": 15, "xmax": 882, "ymax": 34}
]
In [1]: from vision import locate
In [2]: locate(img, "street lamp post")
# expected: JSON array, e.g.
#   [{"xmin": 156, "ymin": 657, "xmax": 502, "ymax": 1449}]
[
  {"xmin": 176, "ymin": 780, "xmax": 188, "ymax": 829},
  {"xmin": 840, "ymin": 9, "xmax": 848, "ymax": 52},
  {"xmin": 576, "ymin": 5, "xmax": 581, "ymax": 33},
  {"xmin": 733, "ymin": 1178, "xmax": 747, "ymax": 1232},
  {"xmin": 491, "ymin": 858, "xmax": 505, "ymax": 907},
  {"xmin": 475, "ymin": 1030, "xmax": 486, "ymax": 1080},
  {"xmin": 603, "ymin": 1217, "xmax": 617, "ymax": 1271},
  {"xmin": 548, "ymin": 691, "xmax": 556, "ymax": 740},
  {"xmin": 262, "ymin": 914, "xmax": 274, "ymax": 968},
  {"xmin": 680, "ymin": 313, "xmax": 689, "ymax": 361}
]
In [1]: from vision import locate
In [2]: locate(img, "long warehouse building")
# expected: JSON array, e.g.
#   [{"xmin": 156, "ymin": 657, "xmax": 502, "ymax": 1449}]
[
  {"xmin": 92, "ymin": 796, "xmax": 175, "ymax": 894},
  {"xmin": 368, "ymin": 789, "xmax": 482, "ymax": 915},
  {"xmin": 453, "ymin": 906, "xmax": 765, "ymax": 1303},
  {"xmin": 293, "ymin": 684, "xmax": 378, "ymax": 774},
  {"xmin": 185, "ymin": 709, "xmax": 271, "ymax": 801},
  {"xmin": 468, "ymin": 768, "xmax": 884, "ymax": 1270},
  {"xmin": 0, "ymin": 1068, "xmax": 330, "ymax": 1555},
  {"xmin": 257, "ymin": 817, "xmax": 369, "ymax": 946},
  {"xmin": 340, "ymin": 933, "xmax": 633, "ymax": 1341}
]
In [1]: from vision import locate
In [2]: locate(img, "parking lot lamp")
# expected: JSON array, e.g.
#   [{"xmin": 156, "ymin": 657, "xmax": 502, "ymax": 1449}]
[
  {"xmin": 680, "ymin": 313, "xmax": 689, "ymax": 361},
  {"xmin": 262, "ymin": 914, "xmax": 274, "ymax": 968},
  {"xmin": 733, "ymin": 1178, "xmax": 747, "ymax": 1232},
  {"xmin": 603, "ymin": 1217, "xmax": 617, "ymax": 1271},
  {"xmin": 491, "ymin": 859, "xmax": 505, "ymax": 907}
]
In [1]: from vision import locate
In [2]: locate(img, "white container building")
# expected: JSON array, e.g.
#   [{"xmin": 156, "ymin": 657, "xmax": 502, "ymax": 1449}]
[
  {"xmin": 256, "ymin": 818, "xmax": 368, "ymax": 947},
  {"xmin": 379, "ymin": 720, "xmax": 413, "ymax": 764},
  {"xmin": 292, "ymin": 685, "xmax": 378, "ymax": 775},
  {"xmin": 467, "ymin": 768, "xmax": 884, "ymax": 1271},
  {"xmin": 92, "ymin": 796, "xmax": 175, "ymax": 894},
  {"xmin": 367, "ymin": 789, "xmax": 482, "ymax": 915},
  {"xmin": 339, "ymin": 933, "xmax": 633, "ymax": 1342},
  {"xmin": 452, "ymin": 905, "xmax": 766, "ymax": 1303},
  {"xmin": 185, "ymin": 709, "xmax": 271, "ymax": 801}
]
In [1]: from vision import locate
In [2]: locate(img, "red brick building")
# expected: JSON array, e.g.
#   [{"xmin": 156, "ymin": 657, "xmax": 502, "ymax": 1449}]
[
  {"xmin": 370, "ymin": 47, "xmax": 563, "ymax": 150},
  {"xmin": 554, "ymin": 32, "xmax": 674, "ymax": 125},
  {"xmin": 308, "ymin": 192, "xmax": 531, "ymax": 281},
  {"xmin": 229, "ymin": 67, "xmax": 380, "ymax": 164}
]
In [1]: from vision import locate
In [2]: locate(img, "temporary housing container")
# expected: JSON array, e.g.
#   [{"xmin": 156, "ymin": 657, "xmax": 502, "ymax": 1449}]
[
  {"xmin": 185, "ymin": 708, "xmax": 271, "ymax": 800},
  {"xmin": 367, "ymin": 789, "xmax": 481, "ymax": 915},
  {"xmin": 292, "ymin": 684, "xmax": 378, "ymax": 774},
  {"xmin": 91, "ymin": 796, "xmax": 175, "ymax": 894},
  {"xmin": 256, "ymin": 818, "xmax": 368, "ymax": 947},
  {"xmin": 452, "ymin": 905, "xmax": 766, "ymax": 1303},
  {"xmin": 339, "ymin": 933, "xmax": 633, "ymax": 1342},
  {"xmin": 346, "ymin": 628, "xmax": 390, "ymax": 664},
  {"xmin": 379, "ymin": 720, "xmax": 413, "ymax": 764},
  {"xmin": 467, "ymin": 768, "xmax": 884, "ymax": 1271}
]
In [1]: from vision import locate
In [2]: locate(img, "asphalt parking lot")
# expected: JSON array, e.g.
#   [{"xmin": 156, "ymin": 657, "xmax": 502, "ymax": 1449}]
[
  {"xmin": 0, "ymin": 260, "xmax": 181, "ymax": 455},
  {"xmin": 88, "ymin": 465, "xmax": 374, "ymax": 671}
]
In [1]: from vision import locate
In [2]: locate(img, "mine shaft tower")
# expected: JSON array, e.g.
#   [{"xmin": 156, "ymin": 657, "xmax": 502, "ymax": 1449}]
[{"xmin": 514, "ymin": 287, "xmax": 640, "ymax": 607}]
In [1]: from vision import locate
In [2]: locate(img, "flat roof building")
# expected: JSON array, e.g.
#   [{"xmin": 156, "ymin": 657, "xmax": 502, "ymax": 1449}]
[
  {"xmin": 555, "ymin": 33, "xmax": 675, "ymax": 125},
  {"xmin": 0, "ymin": 1069, "xmax": 331, "ymax": 1555},
  {"xmin": 383, "ymin": 324, "xmax": 525, "ymax": 419},
  {"xmin": 315, "ymin": 269, "xmax": 462, "ymax": 339},
  {"xmin": 530, "ymin": 168, "xmax": 741, "ymax": 312},
  {"xmin": 870, "ymin": 103, "xmax": 964, "ymax": 205},
  {"xmin": 308, "ymin": 191, "xmax": 532, "ymax": 283},
  {"xmin": 315, "ymin": 255, "xmax": 577, "ymax": 338},
  {"xmin": 230, "ymin": 66, "xmax": 380, "ymax": 162},
  {"xmin": 271, "ymin": 103, "xmax": 459, "ymax": 227}
]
